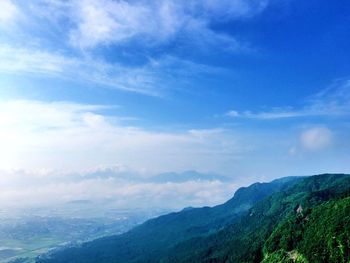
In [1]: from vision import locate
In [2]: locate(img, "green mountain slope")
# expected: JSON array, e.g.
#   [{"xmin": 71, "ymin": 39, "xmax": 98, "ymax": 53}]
[
  {"xmin": 37, "ymin": 177, "xmax": 300, "ymax": 263},
  {"xmin": 163, "ymin": 174, "xmax": 350, "ymax": 263},
  {"xmin": 37, "ymin": 174, "xmax": 350, "ymax": 263},
  {"xmin": 263, "ymin": 196, "xmax": 350, "ymax": 263}
]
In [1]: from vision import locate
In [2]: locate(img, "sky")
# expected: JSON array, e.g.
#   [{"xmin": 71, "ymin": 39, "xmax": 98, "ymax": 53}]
[{"xmin": 0, "ymin": 0, "xmax": 350, "ymax": 210}]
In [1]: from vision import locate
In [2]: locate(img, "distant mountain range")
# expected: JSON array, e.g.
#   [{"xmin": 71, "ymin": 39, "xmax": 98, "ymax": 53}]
[
  {"xmin": 150, "ymin": 170, "xmax": 233, "ymax": 183},
  {"xmin": 84, "ymin": 169, "xmax": 233, "ymax": 183},
  {"xmin": 36, "ymin": 173, "xmax": 350, "ymax": 263}
]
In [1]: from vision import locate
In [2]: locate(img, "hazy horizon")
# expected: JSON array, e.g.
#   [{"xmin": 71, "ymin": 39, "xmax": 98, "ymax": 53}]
[{"xmin": 0, "ymin": 0, "xmax": 350, "ymax": 211}]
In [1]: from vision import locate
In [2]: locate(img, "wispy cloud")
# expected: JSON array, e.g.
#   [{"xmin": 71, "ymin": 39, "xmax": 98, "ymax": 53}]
[
  {"xmin": 0, "ymin": 0, "xmax": 18, "ymax": 25},
  {"xmin": 0, "ymin": 98, "xmax": 245, "ymax": 209},
  {"xmin": 0, "ymin": 99, "xmax": 349, "ymax": 209},
  {"xmin": 0, "ymin": 0, "xmax": 267, "ymax": 96},
  {"xmin": 6, "ymin": 0, "xmax": 267, "ymax": 51},
  {"xmin": 226, "ymin": 109, "xmax": 308, "ymax": 120},
  {"xmin": 308, "ymin": 78, "xmax": 350, "ymax": 115},
  {"xmin": 0, "ymin": 45, "xmax": 221, "ymax": 96},
  {"xmin": 0, "ymin": 45, "xmax": 159, "ymax": 95},
  {"xmin": 0, "ymin": 99, "xmax": 244, "ymax": 173},
  {"xmin": 66, "ymin": 0, "xmax": 268, "ymax": 51},
  {"xmin": 1, "ymin": 99, "xmax": 347, "ymax": 176},
  {"xmin": 66, "ymin": 0, "xmax": 269, "ymax": 49},
  {"xmin": 69, "ymin": 0, "xmax": 152, "ymax": 48},
  {"xmin": 226, "ymin": 79, "xmax": 350, "ymax": 120}
]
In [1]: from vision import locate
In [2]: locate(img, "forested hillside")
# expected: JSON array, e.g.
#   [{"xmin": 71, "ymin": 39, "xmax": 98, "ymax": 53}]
[
  {"xmin": 262, "ymin": 196, "xmax": 350, "ymax": 262},
  {"xmin": 37, "ymin": 174, "xmax": 350, "ymax": 263}
]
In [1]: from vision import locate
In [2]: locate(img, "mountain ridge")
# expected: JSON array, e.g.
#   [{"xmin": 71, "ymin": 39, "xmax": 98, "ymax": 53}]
[{"xmin": 37, "ymin": 174, "xmax": 350, "ymax": 263}]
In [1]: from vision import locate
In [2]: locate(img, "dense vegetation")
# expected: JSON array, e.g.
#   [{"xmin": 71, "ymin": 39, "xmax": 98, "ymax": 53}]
[
  {"xmin": 37, "ymin": 174, "xmax": 350, "ymax": 263},
  {"xmin": 263, "ymin": 197, "xmax": 350, "ymax": 263}
]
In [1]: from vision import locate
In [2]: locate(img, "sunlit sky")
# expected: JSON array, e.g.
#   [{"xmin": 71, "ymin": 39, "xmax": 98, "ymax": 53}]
[{"xmin": 0, "ymin": 0, "xmax": 349, "ymax": 209}]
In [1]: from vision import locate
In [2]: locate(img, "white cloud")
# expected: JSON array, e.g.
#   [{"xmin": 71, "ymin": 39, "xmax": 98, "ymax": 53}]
[
  {"xmin": 0, "ymin": 45, "xmax": 221, "ymax": 96},
  {"xmin": 226, "ymin": 110, "xmax": 240, "ymax": 118},
  {"xmin": 226, "ymin": 79, "xmax": 350, "ymax": 120},
  {"xmin": 1, "ymin": 0, "xmax": 269, "ymax": 50},
  {"xmin": 1, "ymin": 99, "xmax": 346, "ymax": 179},
  {"xmin": 68, "ymin": 0, "xmax": 173, "ymax": 48},
  {"xmin": 30, "ymin": 0, "xmax": 269, "ymax": 49},
  {"xmin": 0, "ymin": 1, "xmax": 258, "ymax": 96},
  {"xmin": 0, "ymin": 0, "xmax": 18, "ymax": 24},
  {"xmin": 0, "ymin": 168, "xmax": 238, "ymax": 209},
  {"xmin": 0, "ymin": 99, "xmax": 348, "ymax": 209},
  {"xmin": 0, "ymin": 44, "xmax": 160, "ymax": 95},
  {"xmin": 226, "ymin": 109, "xmax": 306, "ymax": 119},
  {"xmin": 300, "ymin": 127, "xmax": 333, "ymax": 151},
  {"xmin": 0, "ymin": 99, "xmax": 243, "ymax": 173},
  {"xmin": 69, "ymin": 0, "xmax": 151, "ymax": 48}
]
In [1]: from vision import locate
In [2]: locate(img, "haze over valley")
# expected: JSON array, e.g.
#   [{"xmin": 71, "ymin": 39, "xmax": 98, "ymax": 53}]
[{"xmin": 0, "ymin": 0, "xmax": 349, "ymax": 262}]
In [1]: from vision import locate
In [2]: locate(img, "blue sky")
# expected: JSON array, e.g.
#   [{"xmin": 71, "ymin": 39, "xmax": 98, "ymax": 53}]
[{"xmin": 0, "ymin": 0, "xmax": 349, "ymax": 209}]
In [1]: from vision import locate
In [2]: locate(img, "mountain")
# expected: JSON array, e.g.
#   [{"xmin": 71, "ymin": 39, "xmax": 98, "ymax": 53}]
[
  {"xmin": 164, "ymin": 174, "xmax": 350, "ymax": 263},
  {"xmin": 36, "ymin": 176, "xmax": 301, "ymax": 263},
  {"xmin": 150, "ymin": 171, "xmax": 233, "ymax": 183},
  {"xmin": 83, "ymin": 169, "xmax": 232, "ymax": 183},
  {"xmin": 262, "ymin": 196, "xmax": 350, "ymax": 262},
  {"xmin": 37, "ymin": 174, "xmax": 350, "ymax": 263}
]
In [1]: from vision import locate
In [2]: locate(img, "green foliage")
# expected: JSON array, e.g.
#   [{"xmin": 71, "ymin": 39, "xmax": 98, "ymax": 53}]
[
  {"xmin": 38, "ymin": 177, "xmax": 295, "ymax": 263},
  {"xmin": 37, "ymin": 174, "xmax": 350, "ymax": 263},
  {"xmin": 164, "ymin": 174, "xmax": 350, "ymax": 263},
  {"xmin": 298, "ymin": 197, "xmax": 350, "ymax": 263},
  {"xmin": 263, "ymin": 197, "xmax": 350, "ymax": 263},
  {"xmin": 262, "ymin": 250, "xmax": 309, "ymax": 263}
]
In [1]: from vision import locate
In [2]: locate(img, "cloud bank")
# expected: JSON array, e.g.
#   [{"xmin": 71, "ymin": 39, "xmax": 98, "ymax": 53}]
[
  {"xmin": 0, "ymin": 168, "xmax": 238, "ymax": 210},
  {"xmin": 0, "ymin": 100, "xmax": 243, "ymax": 173},
  {"xmin": 0, "ymin": 98, "xmax": 348, "ymax": 210}
]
